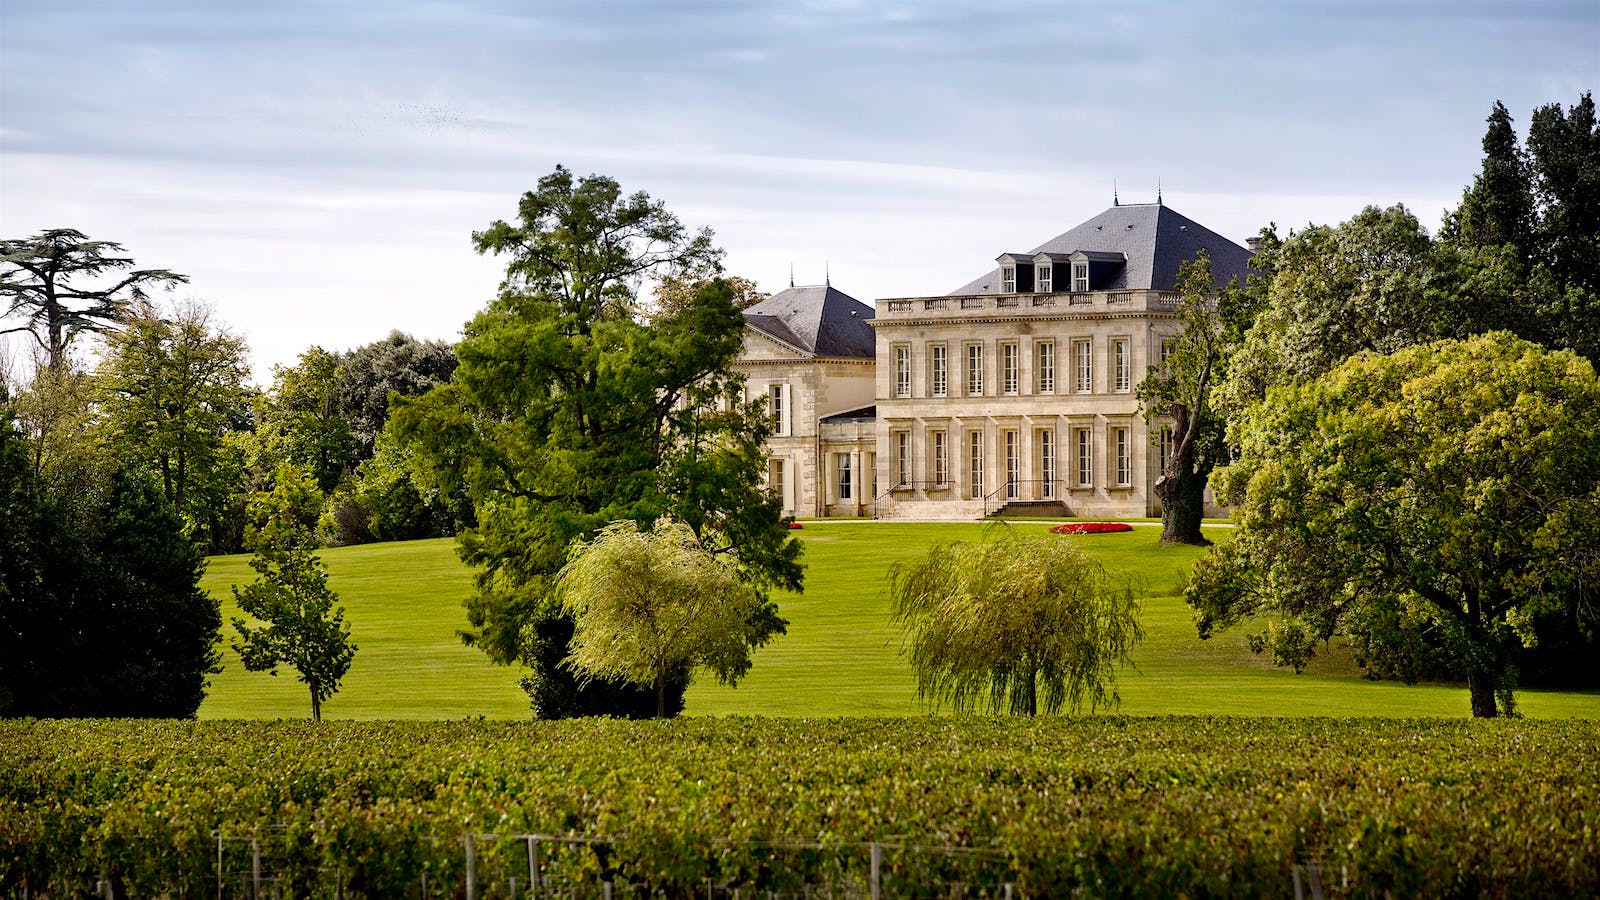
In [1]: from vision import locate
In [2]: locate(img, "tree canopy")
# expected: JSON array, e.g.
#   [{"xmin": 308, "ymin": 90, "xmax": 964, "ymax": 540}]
[
  {"xmin": 1188, "ymin": 332, "xmax": 1600, "ymax": 717},
  {"xmin": 559, "ymin": 516, "xmax": 778, "ymax": 718},
  {"xmin": 889, "ymin": 527, "xmax": 1141, "ymax": 716},
  {"xmin": 1, "ymin": 229, "xmax": 187, "ymax": 370},
  {"xmin": 393, "ymin": 166, "xmax": 800, "ymax": 718}
]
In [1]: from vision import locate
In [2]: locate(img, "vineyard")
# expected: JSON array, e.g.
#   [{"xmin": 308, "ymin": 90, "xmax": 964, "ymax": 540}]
[{"xmin": 3, "ymin": 717, "xmax": 1597, "ymax": 897}]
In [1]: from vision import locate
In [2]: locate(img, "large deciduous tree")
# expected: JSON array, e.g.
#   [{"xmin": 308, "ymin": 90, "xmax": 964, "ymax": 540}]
[
  {"xmin": 1187, "ymin": 333, "xmax": 1600, "ymax": 718},
  {"xmin": 335, "ymin": 331, "xmax": 457, "ymax": 461},
  {"xmin": 231, "ymin": 466, "xmax": 357, "ymax": 722},
  {"xmin": 1137, "ymin": 250, "xmax": 1265, "ymax": 545},
  {"xmin": 393, "ymin": 166, "xmax": 801, "ymax": 718},
  {"xmin": 0, "ymin": 229, "xmax": 187, "ymax": 370},
  {"xmin": 97, "ymin": 299, "xmax": 252, "ymax": 548},
  {"xmin": 888, "ymin": 527, "xmax": 1141, "ymax": 716},
  {"xmin": 559, "ymin": 517, "xmax": 776, "ymax": 718},
  {"xmin": 255, "ymin": 346, "xmax": 357, "ymax": 495}
]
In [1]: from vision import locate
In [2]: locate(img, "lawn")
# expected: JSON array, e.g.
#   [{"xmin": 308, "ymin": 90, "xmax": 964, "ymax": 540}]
[{"xmin": 198, "ymin": 521, "xmax": 1600, "ymax": 720}]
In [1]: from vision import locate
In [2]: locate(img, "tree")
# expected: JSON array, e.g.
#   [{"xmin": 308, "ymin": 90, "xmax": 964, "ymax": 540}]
[
  {"xmin": 336, "ymin": 331, "xmax": 457, "ymax": 461},
  {"xmin": 256, "ymin": 346, "xmax": 357, "ymax": 495},
  {"xmin": 1526, "ymin": 92, "xmax": 1600, "ymax": 361},
  {"xmin": 1443, "ymin": 100, "xmax": 1537, "ymax": 260},
  {"xmin": 1137, "ymin": 250, "xmax": 1265, "ymax": 545},
  {"xmin": 558, "ymin": 517, "xmax": 775, "ymax": 718},
  {"xmin": 1187, "ymin": 333, "xmax": 1600, "ymax": 718},
  {"xmin": 231, "ymin": 466, "xmax": 357, "ymax": 721},
  {"xmin": 651, "ymin": 271, "xmax": 768, "ymax": 318},
  {"xmin": 888, "ymin": 527, "xmax": 1141, "ymax": 716},
  {"xmin": 1, "ymin": 395, "xmax": 222, "ymax": 717},
  {"xmin": 97, "ymin": 299, "xmax": 252, "ymax": 546},
  {"xmin": 393, "ymin": 166, "xmax": 800, "ymax": 718},
  {"xmin": 1, "ymin": 229, "xmax": 187, "ymax": 370}
]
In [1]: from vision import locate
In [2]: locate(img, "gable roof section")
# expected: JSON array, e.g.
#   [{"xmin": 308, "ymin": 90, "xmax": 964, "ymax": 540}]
[
  {"xmin": 743, "ymin": 285, "xmax": 876, "ymax": 359},
  {"xmin": 948, "ymin": 204, "xmax": 1254, "ymax": 295}
]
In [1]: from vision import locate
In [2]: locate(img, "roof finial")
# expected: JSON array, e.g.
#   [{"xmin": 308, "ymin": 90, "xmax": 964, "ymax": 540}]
[
  {"xmin": 1113, "ymin": 179, "xmax": 1119, "ymax": 207},
  {"xmin": 825, "ymin": 260, "xmax": 830, "ymax": 287},
  {"xmin": 789, "ymin": 263, "xmax": 794, "ymax": 289},
  {"xmin": 1157, "ymin": 178, "xmax": 1163, "ymax": 206}
]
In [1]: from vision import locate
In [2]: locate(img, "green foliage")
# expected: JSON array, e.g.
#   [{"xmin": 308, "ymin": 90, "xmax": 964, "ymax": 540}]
[
  {"xmin": 1190, "ymin": 333, "xmax": 1600, "ymax": 717},
  {"xmin": 1, "ymin": 396, "xmax": 221, "ymax": 717},
  {"xmin": 254, "ymin": 346, "xmax": 357, "ymax": 495},
  {"xmin": 394, "ymin": 166, "xmax": 801, "ymax": 718},
  {"xmin": 0, "ymin": 228, "xmax": 187, "ymax": 369},
  {"xmin": 559, "ymin": 517, "xmax": 782, "ymax": 717},
  {"xmin": 4, "ymin": 718, "xmax": 1597, "ymax": 896},
  {"xmin": 231, "ymin": 466, "xmax": 357, "ymax": 721},
  {"xmin": 96, "ymin": 299, "xmax": 253, "ymax": 553},
  {"xmin": 889, "ymin": 527, "xmax": 1140, "ymax": 715},
  {"xmin": 335, "ymin": 330, "xmax": 457, "ymax": 461}
]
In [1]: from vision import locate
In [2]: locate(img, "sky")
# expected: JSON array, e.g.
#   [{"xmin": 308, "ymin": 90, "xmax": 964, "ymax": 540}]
[{"xmin": 2, "ymin": 0, "xmax": 1596, "ymax": 381}]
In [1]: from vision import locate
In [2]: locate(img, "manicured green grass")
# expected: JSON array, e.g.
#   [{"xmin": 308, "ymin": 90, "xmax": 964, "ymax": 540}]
[{"xmin": 199, "ymin": 522, "xmax": 1600, "ymax": 720}]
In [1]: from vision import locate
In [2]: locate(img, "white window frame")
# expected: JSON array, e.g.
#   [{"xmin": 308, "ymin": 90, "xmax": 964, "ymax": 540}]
[
  {"xmin": 837, "ymin": 453, "xmax": 852, "ymax": 501},
  {"xmin": 896, "ymin": 431, "xmax": 911, "ymax": 487},
  {"xmin": 1074, "ymin": 339, "xmax": 1093, "ymax": 393},
  {"xmin": 968, "ymin": 430, "xmax": 984, "ymax": 499},
  {"xmin": 894, "ymin": 344, "xmax": 911, "ymax": 398},
  {"xmin": 1001, "ymin": 266, "xmax": 1016, "ymax": 293},
  {"xmin": 932, "ymin": 430, "xmax": 948, "ymax": 485},
  {"xmin": 768, "ymin": 383, "xmax": 789, "ymax": 436},
  {"xmin": 1037, "ymin": 341, "xmax": 1055, "ymax": 394},
  {"xmin": 1113, "ymin": 338, "xmax": 1131, "ymax": 393},
  {"xmin": 1114, "ymin": 427, "xmax": 1132, "ymax": 487},
  {"xmin": 1004, "ymin": 430, "xmax": 1019, "ymax": 499},
  {"xmin": 1039, "ymin": 429, "xmax": 1055, "ymax": 498},
  {"xmin": 1073, "ymin": 263, "xmax": 1088, "ymax": 292},
  {"xmin": 1001, "ymin": 342, "xmax": 1019, "ymax": 395},
  {"xmin": 1076, "ymin": 428, "xmax": 1093, "ymax": 487},
  {"xmin": 1037, "ymin": 263, "xmax": 1052, "ymax": 293},
  {"xmin": 930, "ymin": 343, "xmax": 947, "ymax": 397},
  {"xmin": 966, "ymin": 343, "xmax": 983, "ymax": 396}
]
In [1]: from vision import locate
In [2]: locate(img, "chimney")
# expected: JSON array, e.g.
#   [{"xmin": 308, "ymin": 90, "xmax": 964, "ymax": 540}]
[{"xmin": 1245, "ymin": 236, "xmax": 1263, "ymax": 253}]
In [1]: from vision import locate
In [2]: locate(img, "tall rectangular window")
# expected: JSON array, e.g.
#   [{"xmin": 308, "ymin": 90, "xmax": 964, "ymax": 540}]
[
  {"xmin": 895, "ymin": 431, "xmax": 910, "ymax": 486},
  {"xmin": 968, "ymin": 431, "xmax": 984, "ymax": 499},
  {"xmin": 1076, "ymin": 428, "xmax": 1093, "ymax": 487},
  {"xmin": 1037, "ymin": 341, "xmax": 1055, "ymax": 393},
  {"xmin": 1074, "ymin": 339, "xmax": 1093, "ymax": 393},
  {"xmin": 966, "ymin": 343, "xmax": 983, "ymax": 395},
  {"xmin": 836, "ymin": 453, "xmax": 852, "ymax": 501},
  {"xmin": 1001, "ymin": 266, "xmax": 1016, "ymax": 293},
  {"xmin": 868, "ymin": 452, "xmax": 877, "ymax": 499},
  {"xmin": 930, "ymin": 344, "xmax": 947, "ymax": 397},
  {"xmin": 1039, "ymin": 429, "xmax": 1055, "ymax": 498},
  {"xmin": 1113, "ymin": 338, "xmax": 1131, "ymax": 392},
  {"xmin": 894, "ymin": 345, "xmax": 911, "ymax": 398},
  {"xmin": 932, "ymin": 430, "xmax": 948, "ymax": 485},
  {"xmin": 1004, "ymin": 430, "xmax": 1019, "ymax": 499},
  {"xmin": 1001, "ymin": 342, "xmax": 1019, "ymax": 395},
  {"xmin": 768, "ymin": 384, "xmax": 786, "ymax": 435},
  {"xmin": 1158, "ymin": 425, "xmax": 1174, "ymax": 475},
  {"xmin": 1115, "ymin": 427, "xmax": 1131, "ymax": 486},
  {"xmin": 1037, "ymin": 263, "xmax": 1052, "ymax": 293},
  {"xmin": 1160, "ymin": 338, "xmax": 1176, "ymax": 372},
  {"xmin": 1073, "ymin": 263, "xmax": 1089, "ymax": 292}
]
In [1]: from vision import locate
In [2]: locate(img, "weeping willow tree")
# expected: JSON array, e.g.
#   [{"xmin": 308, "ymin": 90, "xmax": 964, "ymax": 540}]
[
  {"xmin": 558, "ymin": 516, "xmax": 782, "ymax": 718},
  {"xmin": 889, "ymin": 528, "xmax": 1142, "ymax": 716}
]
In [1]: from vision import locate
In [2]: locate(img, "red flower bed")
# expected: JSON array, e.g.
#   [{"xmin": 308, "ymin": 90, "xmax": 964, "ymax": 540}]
[
  {"xmin": 788, "ymin": 522, "xmax": 804, "ymax": 530},
  {"xmin": 1050, "ymin": 522, "xmax": 1133, "ymax": 535}
]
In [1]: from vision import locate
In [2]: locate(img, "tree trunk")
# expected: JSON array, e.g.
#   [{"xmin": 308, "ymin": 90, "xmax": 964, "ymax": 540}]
[
  {"xmin": 1156, "ymin": 467, "xmax": 1209, "ymax": 546},
  {"xmin": 1023, "ymin": 661, "xmax": 1037, "ymax": 717},
  {"xmin": 1466, "ymin": 669, "xmax": 1498, "ymax": 718},
  {"xmin": 311, "ymin": 686, "xmax": 322, "ymax": 722},
  {"xmin": 655, "ymin": 666, "xmax": 666, "ymax": 719}
]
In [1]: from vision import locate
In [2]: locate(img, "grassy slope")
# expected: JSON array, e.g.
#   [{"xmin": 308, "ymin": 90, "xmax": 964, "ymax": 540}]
[{"xmin": 199, "ymin": 522, "xmax": 1600, "ymax": 720}]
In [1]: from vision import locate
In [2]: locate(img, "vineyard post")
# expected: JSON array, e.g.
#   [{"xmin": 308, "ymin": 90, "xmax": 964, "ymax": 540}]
[
  {"xmin": 525, "ymin": 835, "xmax": 542, "ymax": 894},
  {"xmin": 464, "ymin": 833, "xmax": 477, "ymax": 900},
  {"xmin": 251, "ymin": 838, "xmax": 262, "ymax": 899},
  {"xmin": 870, "ymin": 842, "xmax": 882, "ymax": 900}
]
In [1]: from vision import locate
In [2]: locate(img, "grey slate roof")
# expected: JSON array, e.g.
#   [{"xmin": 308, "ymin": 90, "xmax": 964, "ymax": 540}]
[
  {"xmin": 948, "ymin": 203, "xmax": 1254, "ymax": 295},
  {"xmin": 820, "ymin": 405, "xmax": 876, "ymax": 424},
  {"xmin": 743, "ymin": 285, "xmax": 876, "ymax": 359}
]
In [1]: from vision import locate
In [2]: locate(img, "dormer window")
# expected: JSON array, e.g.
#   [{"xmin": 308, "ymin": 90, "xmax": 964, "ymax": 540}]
[
  {"xmin": 1037, "ymin": 264, "xmax": 1052, "ymax": 293},
  {"xmin": 1073, "ymin": 263, "xmax": 1088, "ymax": 292},
  {"xmin": 1001, "ymin": 266, "xmax": 1016, "ymax": 293}
]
